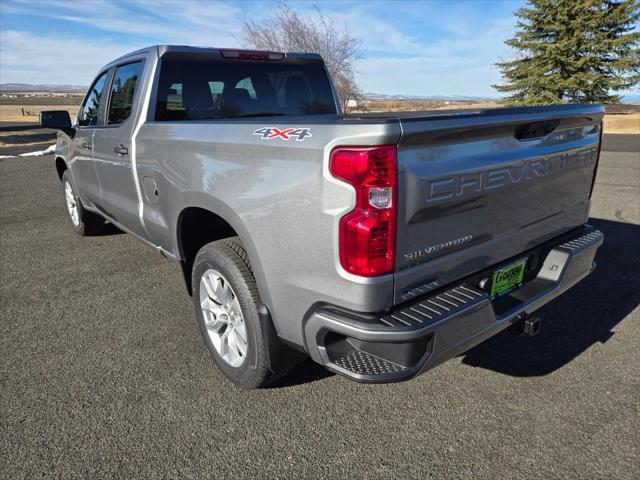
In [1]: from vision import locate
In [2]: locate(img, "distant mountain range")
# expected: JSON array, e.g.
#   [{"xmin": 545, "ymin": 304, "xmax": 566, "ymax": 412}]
[
  {"xmin": 1, "ymin": 83, "xmax": 638, "ymax": 103},
  {"xmin": 0, "ymin": 83, "xmax": 87, "ymax": 93},
  {"xmin": 363, "ymin": 92, "xmax": 498, "ymax": 101}
]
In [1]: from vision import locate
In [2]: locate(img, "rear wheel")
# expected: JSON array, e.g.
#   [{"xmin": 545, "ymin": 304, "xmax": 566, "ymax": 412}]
[
  {"xmin": 61, "ymin": 170, "xmax": 104, "ymax": 236},
  {"xmin": 199, "ymin": 267, "xmax": 249, "ymax": 368},
  {"xmin": 192, "ymin": 237, "xmax": 279, "ymax": 388}
]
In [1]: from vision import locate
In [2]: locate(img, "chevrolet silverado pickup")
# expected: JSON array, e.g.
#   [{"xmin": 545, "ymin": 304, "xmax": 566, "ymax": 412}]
[{"xmin": 41, "ymin": 45, "xmax": 604, "ymax": 388}]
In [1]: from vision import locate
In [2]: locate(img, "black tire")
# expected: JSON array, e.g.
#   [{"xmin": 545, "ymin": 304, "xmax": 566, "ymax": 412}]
[
  {"xmin": 192, "ymin": 237, "xmax": 278, "ymax": 389},
  {"xmin": 61, "ymin": 170, "xmax": 104, "ymax": 236}
]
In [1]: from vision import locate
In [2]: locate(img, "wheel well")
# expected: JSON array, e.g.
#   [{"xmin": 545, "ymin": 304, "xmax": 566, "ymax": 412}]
[
  {"xmin": 177, "ymin": 207, "xmax": 238, "ymax": 295},
  {"xmin": 55, "ymin": 157, "xmax": 67, "ymax": 181}
]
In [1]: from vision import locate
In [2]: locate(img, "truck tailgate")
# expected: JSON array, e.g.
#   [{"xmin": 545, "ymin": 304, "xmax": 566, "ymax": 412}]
[{"xmin": 394, "ymin": 104, "xmax": 604, "ymax": 304}]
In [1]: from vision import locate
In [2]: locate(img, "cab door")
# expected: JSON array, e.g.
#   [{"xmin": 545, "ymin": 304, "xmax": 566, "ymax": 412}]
[
  {"xmin": 92, "ymin": 60, "xmax": 146, "ymax": 238},
  {"xmin": 70, "ymin": 70, "xmax": 110, "ymax": 205}
]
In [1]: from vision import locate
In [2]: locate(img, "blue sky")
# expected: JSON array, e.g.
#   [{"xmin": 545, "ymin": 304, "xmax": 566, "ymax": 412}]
[{"xmin": 2, "ymin": 0, "xmax": 531, "ymax": 97}]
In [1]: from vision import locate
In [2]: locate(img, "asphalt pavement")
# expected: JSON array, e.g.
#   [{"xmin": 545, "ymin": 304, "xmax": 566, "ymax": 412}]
[{"xmin": 1, "ymin": 135, "xmax": 638, "ymax": 479}]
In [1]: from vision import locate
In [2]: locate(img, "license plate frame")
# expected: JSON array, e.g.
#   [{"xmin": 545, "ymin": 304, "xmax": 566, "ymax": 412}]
[{"xmin": 490, "ymin": 257, "xmax": 527, "ymax": 298}]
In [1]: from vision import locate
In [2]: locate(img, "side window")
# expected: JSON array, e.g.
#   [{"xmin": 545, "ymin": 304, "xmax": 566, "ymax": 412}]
[
  {"xmin": 78, "ymin": 71, "xmax": 109, "ymax": 127},
  {"xmin": 167, "ymin": 83, "xmax": 184, "ymax": 110},
  {"xmin": 235, "ymin": 78, "xmax": 256, "ymax": 99},
  {"xmin": 208, "ymin": 81, "xmax": 224, "ymax": 106},
  {"xmin": 107, "ymin": 62, "xmax": 143, "ymax": 125}
]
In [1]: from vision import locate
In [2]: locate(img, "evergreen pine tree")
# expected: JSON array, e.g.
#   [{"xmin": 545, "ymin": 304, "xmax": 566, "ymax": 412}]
[{"xmin": 494, "ymin": 0, "xmax": 640, "ymax": 104}]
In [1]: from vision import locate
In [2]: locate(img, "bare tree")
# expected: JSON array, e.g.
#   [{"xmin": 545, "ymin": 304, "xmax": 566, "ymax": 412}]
[{"xmin": 241, "ymin": 3, "xmax": 363, "ymax": 111}]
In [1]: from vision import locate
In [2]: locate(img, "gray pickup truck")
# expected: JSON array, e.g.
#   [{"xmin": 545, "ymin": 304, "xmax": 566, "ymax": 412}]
[{"xmin": 41, "ymin": 45, "xmax": 604, "ymax": 388}]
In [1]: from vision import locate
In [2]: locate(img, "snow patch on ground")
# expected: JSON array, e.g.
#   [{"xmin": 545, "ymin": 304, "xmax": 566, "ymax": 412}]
[{"xmin": 0, "ymin": 144, "xmax": 56, "ymax": 159}]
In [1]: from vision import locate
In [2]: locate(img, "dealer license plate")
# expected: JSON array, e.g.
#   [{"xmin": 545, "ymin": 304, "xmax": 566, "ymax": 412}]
[{"xmin": 490, "ymin": 258, "xmax": 527, "ymax": 298}]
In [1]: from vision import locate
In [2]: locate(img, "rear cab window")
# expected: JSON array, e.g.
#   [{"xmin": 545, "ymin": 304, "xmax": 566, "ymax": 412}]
[
  {"xmin": 107, "ymin": 61, "xmax": 143, "ymax": 125},
  {"xmin": 154, "ymin": 54, "xmax": 337, "ymax": 121}
]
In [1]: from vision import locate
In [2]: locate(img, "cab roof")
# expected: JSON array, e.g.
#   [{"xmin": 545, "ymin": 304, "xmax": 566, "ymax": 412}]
[{"xmin": 102, "ymin": 45, "xmax": 323, "ymax": 71}]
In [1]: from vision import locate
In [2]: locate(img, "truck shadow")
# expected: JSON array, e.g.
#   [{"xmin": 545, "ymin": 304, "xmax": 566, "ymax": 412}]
[
  {"xmin": 268, "ymin": 359, "xmax": 334, "ymax": 388},
  {"xmin": 462, "ymin": 217, "xmax": 640, "ymax": 376},
  {"xmin": 97, "ymin": 221, "xmax": 124, "ymax": 236}
]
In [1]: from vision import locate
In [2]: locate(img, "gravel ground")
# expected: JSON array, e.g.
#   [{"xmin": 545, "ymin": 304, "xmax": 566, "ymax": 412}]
[{"xmin": 1, "ymin": 134, "xmax": 638, "ymax": 479}]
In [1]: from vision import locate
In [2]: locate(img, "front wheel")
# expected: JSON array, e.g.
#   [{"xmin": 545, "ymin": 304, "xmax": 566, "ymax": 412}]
[
  {"xmin": 192, "ymin": 237, "xmax": 279, "ymax": 388},
  {"xmin": 61, "ymin": 170, "xmax": 104, "ymax": 236}
]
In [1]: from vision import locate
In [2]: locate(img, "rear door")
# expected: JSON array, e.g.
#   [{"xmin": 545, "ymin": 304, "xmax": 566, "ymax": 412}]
[
  {"xmin": 93, "ymin": 60, "xmax": 145, "ymax": 237},
  {"xmin": 71, "ymin": 70, "xmax": 110, "ymax": 205}
]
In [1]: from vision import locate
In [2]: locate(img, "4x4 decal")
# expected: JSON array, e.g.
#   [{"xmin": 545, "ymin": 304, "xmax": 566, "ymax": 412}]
[{"xmin": 253, "ymin": 127, "xmax": 312, "ymax": 141}]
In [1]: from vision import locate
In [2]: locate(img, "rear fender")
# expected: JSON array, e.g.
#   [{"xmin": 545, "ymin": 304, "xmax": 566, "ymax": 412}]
[{"xmin": 173, "ymin": 192, "xmax": 273, "ymax": 318}]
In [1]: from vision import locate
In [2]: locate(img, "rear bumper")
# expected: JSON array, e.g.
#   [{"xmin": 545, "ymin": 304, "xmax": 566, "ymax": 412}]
[{"xmin": 303, "ymin": 226, "xmax": 603, "ymax": 383}]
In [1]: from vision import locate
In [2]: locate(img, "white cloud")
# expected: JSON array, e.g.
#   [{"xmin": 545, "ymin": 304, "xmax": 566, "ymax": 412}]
[
  {"xmin": 286, "ymin": 2, "xmax": 516, "ymax": 96},
  {"xmin": 347, "ymin": 10, "xmax": 515, "ymax": 96},
  {"xmin": 0, "ymin": 0, "xmax": 516, "ymax": 96},
  {"xmin": 0, "ymin": 0, "xmax": 245, "ymax": 85},
  {"xmin": 0, "ymin": 30, "xmax": 139, "ymax": 84},
  {"xmin": 1, "ymin": 0, "xmax": 243, "ymax": 48},
  {"xmin": 358, "ymin": 56, "xmax": 502, "ymax": 97}
]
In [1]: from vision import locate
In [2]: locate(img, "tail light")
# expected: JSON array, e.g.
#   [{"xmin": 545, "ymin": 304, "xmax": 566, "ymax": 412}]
[{"xmin": 329, "ymin": 146, "xmax": 397, "ymax": 276}]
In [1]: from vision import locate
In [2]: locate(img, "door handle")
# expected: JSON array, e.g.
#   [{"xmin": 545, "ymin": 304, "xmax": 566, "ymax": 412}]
[
  {"xmin": 82, "ymin": 142, "xmax": 92, "ymax": 149},
  {"xmin": 114, "ymin": 145, "xmax": 129, "ymax": 156}
]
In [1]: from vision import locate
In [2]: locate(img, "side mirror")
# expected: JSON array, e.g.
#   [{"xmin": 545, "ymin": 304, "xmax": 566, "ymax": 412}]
[{"xmin": 40, "ymin": 110, "xmax": 72, "ymax": 131}]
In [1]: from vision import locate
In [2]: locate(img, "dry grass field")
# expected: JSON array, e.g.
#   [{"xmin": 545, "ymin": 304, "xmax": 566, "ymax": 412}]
[
  {"xmin": 0, "ymin": 104, "xmax": 81, "ymax": 123},
  {"xmin": 0, "ymin": 93, "xmax": 83, "ymax": 123},
  {"xmin": 361, "ymin": 99, "xmax": 502, "ymax": 112},
  {"xmin": 603, "ymin": 112, "xmax": 640, "ymax": 134}
]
